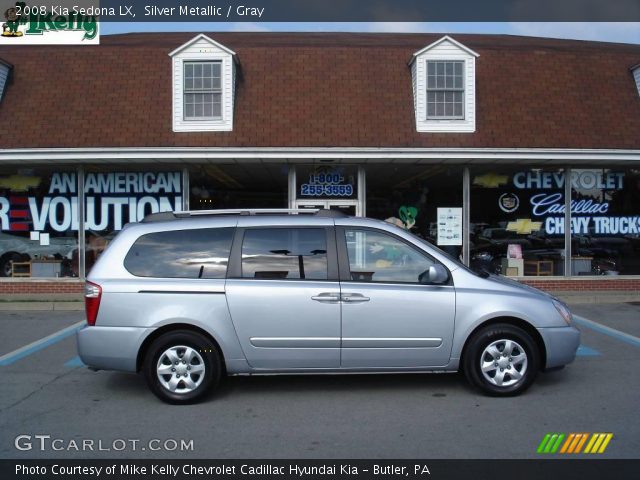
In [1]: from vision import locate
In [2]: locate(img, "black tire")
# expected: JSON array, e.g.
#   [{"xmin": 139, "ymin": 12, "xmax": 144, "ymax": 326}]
[
  {"xmin": 462, "ymin": 323, "xmax": 540, "ymax": 396},
  {"xmin": 143, "ymin": 330, "xmax": 221, "ymax": 404}
]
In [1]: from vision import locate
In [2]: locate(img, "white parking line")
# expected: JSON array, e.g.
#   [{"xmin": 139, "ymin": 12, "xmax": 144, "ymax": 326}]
[{"xmin": 0, "ymin": 321, "xmax": 85, "ymax": 366}]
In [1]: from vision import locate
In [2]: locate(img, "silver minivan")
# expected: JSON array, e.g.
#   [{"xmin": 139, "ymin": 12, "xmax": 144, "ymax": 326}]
[{"xmin": 77, "ymin": 209, "xmax": 580, "ymax": 404}]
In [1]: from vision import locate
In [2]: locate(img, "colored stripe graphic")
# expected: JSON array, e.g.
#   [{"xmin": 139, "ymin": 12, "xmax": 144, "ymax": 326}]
[
  {"xmin": 560, "ymin": 433, "xmax": 588, "ymax": 453},
  {"xmin": 537, "ymin": 433, "xmax": 565, "ymax": 453},
  {"xmin": 9, "ymin": 196, "xmax": 29, "ymax": 205},
  {"xmin": 597, "ymin": 434, "xmax": 613, "ymax": 453},
  {"xmin": 559, "ymin": 433, "xmax": 575, "ymax": 453},
  {"xmin": 537, "ymin": 434, "xmax": 551, "ymax": 453},
  {"xmin": 584, "ymin": 433, "xmax": 613, "ymax": 454},
  {"xmin": 9, "ymin": 209, "xmax": 29, "ymax": 218},
  {"xmin": 550, "ymin": 434, "xmax": 565, "ymax": 453},
  {"xmin": 9, "ymin": 223, "xmax": 29, "ymax": 231},
  {"xmin": 8, "ymin": 195, "xmax": 31, "ymax": 231},
  {"xmin": 573, "ymin": 433, "xmax": 589, "ymax": 453},
  {"xmin": 539, "ymin": 433, "xmax": 613, "ymax": 454}
]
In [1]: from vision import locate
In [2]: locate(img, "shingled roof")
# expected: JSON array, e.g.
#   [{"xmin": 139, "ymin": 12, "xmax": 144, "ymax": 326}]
[{"xmin": 0, "ymin": 32, "xmax": 639, "ymax": 149}]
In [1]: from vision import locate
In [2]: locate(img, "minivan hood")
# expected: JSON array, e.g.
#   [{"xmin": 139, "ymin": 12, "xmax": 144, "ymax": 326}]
[{"xmin": 482, "ymin": 273, "xmax": 554, "ymax": 300}]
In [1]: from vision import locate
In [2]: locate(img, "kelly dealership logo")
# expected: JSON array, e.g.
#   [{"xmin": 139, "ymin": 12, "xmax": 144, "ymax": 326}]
[{"xmin": 1, "ymin": 2, "xmax": 99, "ymax": 44}]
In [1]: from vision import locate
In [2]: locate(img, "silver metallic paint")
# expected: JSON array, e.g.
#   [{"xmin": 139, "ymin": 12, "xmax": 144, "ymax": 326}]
[{"xmin": 78, "ymin": 214, "xmax": 580, "ymax": 378}]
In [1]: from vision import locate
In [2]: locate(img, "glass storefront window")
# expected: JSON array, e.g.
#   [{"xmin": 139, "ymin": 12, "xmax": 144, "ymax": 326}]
[
  {"xmin": 470, "ymin": 167, "xmax": 566, "ymax": 276},
  {"xmin": 0, "ymin": 167, "xmax": 79, "ymax": 278},
  {"xmin": 2, "ymin": 162, "xmax": 638, "ymax": 281},
  {"xmin": 571, "ymin": 168, "xmax": 640, "ymax": 276},
  {"xmin": 83, "ymin": 167, "xmax": 185, "ymax": 276},
  {"xmin": 189, "ymin": 164, "xmax": 288, "ymax": 210},
  {"xmin": 367, "ymin": 165, "xmax": 463, "ymax": 258}
]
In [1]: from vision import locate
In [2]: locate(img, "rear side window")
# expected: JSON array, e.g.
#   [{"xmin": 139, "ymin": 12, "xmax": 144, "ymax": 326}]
[
  {"xmin": 124, "ymin": 228, "xmax": 233, "ymax": 279},
  {"xmin": 241, "ymin": 228, "xmax": 328, "ymax": 280}
]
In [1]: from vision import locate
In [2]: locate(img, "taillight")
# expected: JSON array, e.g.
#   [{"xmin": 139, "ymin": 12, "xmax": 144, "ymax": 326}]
[{"xmin": 85, "ymin": 281, "xmax": 102, "ymax": 326}]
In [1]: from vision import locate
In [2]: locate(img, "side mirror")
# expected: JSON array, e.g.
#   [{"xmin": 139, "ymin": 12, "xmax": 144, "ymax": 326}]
[{"xmin": 425, "ymin": 264, "xmax": 448, "ymax": 284}]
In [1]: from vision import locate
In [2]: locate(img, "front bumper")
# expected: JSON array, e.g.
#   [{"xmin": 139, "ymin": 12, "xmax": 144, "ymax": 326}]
[
  {"xmin": 537, "ymin": 325, "xmax": 581, "ymax": 369},
  {"xmin": 76, "ymin": 325, "xmax": 155, "ymax": 373}
]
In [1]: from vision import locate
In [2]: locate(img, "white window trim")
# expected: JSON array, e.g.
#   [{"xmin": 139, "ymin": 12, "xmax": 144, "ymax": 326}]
[
  {"xmin": 182, "ymin": 60, "xmax": 223, "ymax": 121},
  {"xmin": 425, "ymin": 60, "xmax": 466, "ymax": 121},
  {"xmin": 412, "ymin": 36, "xmax": 479, "ymax": 133},
  {"xmin": 632, "ymin": 64, "xmax": 640, "ymax": 98},
  {"xmin": 170, "ymin": 34, "xmax": 236, "ymax": 133}
]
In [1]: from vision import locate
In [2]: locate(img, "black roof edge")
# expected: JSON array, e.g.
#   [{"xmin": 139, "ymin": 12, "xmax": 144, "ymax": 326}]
[
  {"xmin": 314, "ymin": 208, "xmax": 348, "ymax": 218},
  {"xmin": 141, "ymin": 211, "xmax": 176, "ymax": 223}
]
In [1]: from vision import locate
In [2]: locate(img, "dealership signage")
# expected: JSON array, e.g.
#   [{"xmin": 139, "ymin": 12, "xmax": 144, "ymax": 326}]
[
  {"xmin": 437, "ymin": 207, "xmax": 462, "ymax": 246},
  {"xmin": 0, "ymin": 171, "xmax": 183, "ymax": 232},
  {"xmin": 299, "ymin": 167, "xmax": 355, "ymax": 197},
  {"xmin": 508, "ymin": 171, "xmax": 640, "ymax": 236},
  {"xmin": 512, "ymin": 170, "xmax": 624, "ymax": 190},
  {"xmin": 543, "ymin": 215, "xmax": 640, "ymax": 235},
  {"xmin": 0, "ymin": 2, "xmax": 100, "ymax": 44}
]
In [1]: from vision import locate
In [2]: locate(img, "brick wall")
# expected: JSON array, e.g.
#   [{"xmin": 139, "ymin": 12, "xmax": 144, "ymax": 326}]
[
  {"xmin": 520, "ymin": 278, "xmax": 640, "ymax": 292},
  {"xmin": 0, "ymin": 281, "xmax": 84, "ymax": 294}
]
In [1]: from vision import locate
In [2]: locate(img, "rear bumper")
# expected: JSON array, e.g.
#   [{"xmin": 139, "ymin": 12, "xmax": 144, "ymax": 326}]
[
  {"xmin": 537, "ymin": 325, "xmax": 581, "ymax": 369},
  {"xmin": 76, "ymin": 326, "xmax": 154, "ymax": 373}
]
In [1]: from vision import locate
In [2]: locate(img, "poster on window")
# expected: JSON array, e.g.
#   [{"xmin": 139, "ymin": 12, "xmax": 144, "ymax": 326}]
[{"xmin": 437, "ymin": 207, "xmax": 462, "ymax": 246}]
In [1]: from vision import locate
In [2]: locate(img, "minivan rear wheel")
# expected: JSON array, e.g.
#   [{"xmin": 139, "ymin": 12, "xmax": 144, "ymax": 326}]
[
  {"xmin": 143, "ymin": 330, "xmax": 221, "ymax": 404},
  {"xmin": 462, "ymin": 323, "xmax": 539, "ymax": 396}
]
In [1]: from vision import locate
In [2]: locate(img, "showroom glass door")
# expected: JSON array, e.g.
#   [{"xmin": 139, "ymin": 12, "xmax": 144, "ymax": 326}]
[
  {"xmin": 295, "ymin": 200, "xmax": 359, "ymax": 217},
  {"xmin": 292, "ymin": 165, "xmax": 363, "ymax": 216}
]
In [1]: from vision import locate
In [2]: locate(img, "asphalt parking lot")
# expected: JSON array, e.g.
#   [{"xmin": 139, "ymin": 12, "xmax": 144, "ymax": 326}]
[{"xmin": 0, "ymin": 304, "xmax": 638, "ymax": 459}]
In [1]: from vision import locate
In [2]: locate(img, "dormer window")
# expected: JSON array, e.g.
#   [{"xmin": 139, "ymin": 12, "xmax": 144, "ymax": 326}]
[
  {"xmin": 632, "ymin": 63, "xmax": 640, "ymax": 98},
  {"xmin": 426, "ymin": 60, "xmax": 465, "ymax": 119},
  {"xmin": 170, "ymin": 34, "xmax": 236, "ymax": 132},
  {"xmin": 0, "ymin": 58, "xmax": 12, "ymax": 103},
  {"xmin": 411, "ymin": 36, "xmax": 479, "ymax": 133},
  {"xmin": 183, "ymin": 61, "xmax": 222, "ymax": 120}
]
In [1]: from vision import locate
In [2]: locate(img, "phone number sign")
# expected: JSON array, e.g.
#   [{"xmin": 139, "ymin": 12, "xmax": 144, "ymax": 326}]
[{"xmin": 300, "ymin": 170, "xmax": 355, "ymax": 197}]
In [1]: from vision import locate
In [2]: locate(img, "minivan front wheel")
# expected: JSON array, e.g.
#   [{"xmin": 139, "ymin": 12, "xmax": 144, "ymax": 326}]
[
  {"xmin": 143, "ymin": 331, "xmax": 221, "ymax": 404},
  {"xmin": 463, "ymin": 324, "xmax": 539, "ymax": 396}
]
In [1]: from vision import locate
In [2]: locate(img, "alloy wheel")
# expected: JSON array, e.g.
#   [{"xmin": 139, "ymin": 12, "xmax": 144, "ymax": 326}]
[
  {"xmin": 156, "ymin": 345, "xmax": 206, "ymax": 394},
  {"xmin": 479, "ymin": 339, "xmax": 528, "ymax": 387}
]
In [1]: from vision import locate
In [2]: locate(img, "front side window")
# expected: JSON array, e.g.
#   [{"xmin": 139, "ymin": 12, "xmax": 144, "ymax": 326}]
[
  {"xmin": 344, "ymin": 229, "xmax": 435, "ymax": 283},
  {"xmin": 426, "ymin": 60, "xmax": 464, "ymax": 119},
  {"xmin": 241, "ymin": 228, "xmax": 328, "ymax": 280},
  {"xmin": 124, "ymin": 228, "xmax": 233, "ymax": 278},
  {"xmin": 183, "ymin": 61, "xmax": 222, "ymax": 120}
]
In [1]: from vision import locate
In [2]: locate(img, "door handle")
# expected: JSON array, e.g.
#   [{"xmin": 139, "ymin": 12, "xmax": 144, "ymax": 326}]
[
  {"xmin": 341, "ymin": 293, "xmax": 370, "ymax": 303},
  {"xmin": 311, "ymin": 293, "xmax": 341, "ymax": 302}
]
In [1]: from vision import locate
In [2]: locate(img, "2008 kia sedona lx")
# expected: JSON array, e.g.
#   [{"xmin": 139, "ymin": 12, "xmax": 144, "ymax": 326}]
[{"xmin": 77, "ymin": 209, "xmax": 580, "ymax": 404}]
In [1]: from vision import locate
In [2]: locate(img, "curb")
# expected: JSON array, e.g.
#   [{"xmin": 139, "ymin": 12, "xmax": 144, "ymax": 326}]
[
  {"xmin": 0, "ymin": 302, "xmax": 84, "ymax": 312},
  {"xmin": 556, "ymin": 294, "xmax": 640, "ymax": 304}
]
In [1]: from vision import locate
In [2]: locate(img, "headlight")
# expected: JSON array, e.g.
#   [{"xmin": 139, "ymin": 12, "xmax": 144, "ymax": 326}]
[{"xmin": 552, "ymin": 300, "xmax": 573, "ymax": 326}]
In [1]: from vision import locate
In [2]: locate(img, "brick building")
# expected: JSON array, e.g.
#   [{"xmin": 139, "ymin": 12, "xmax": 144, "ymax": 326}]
[{"xmin": 0, "ymin": 32, "xmax": 639, "ymax": 294}]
